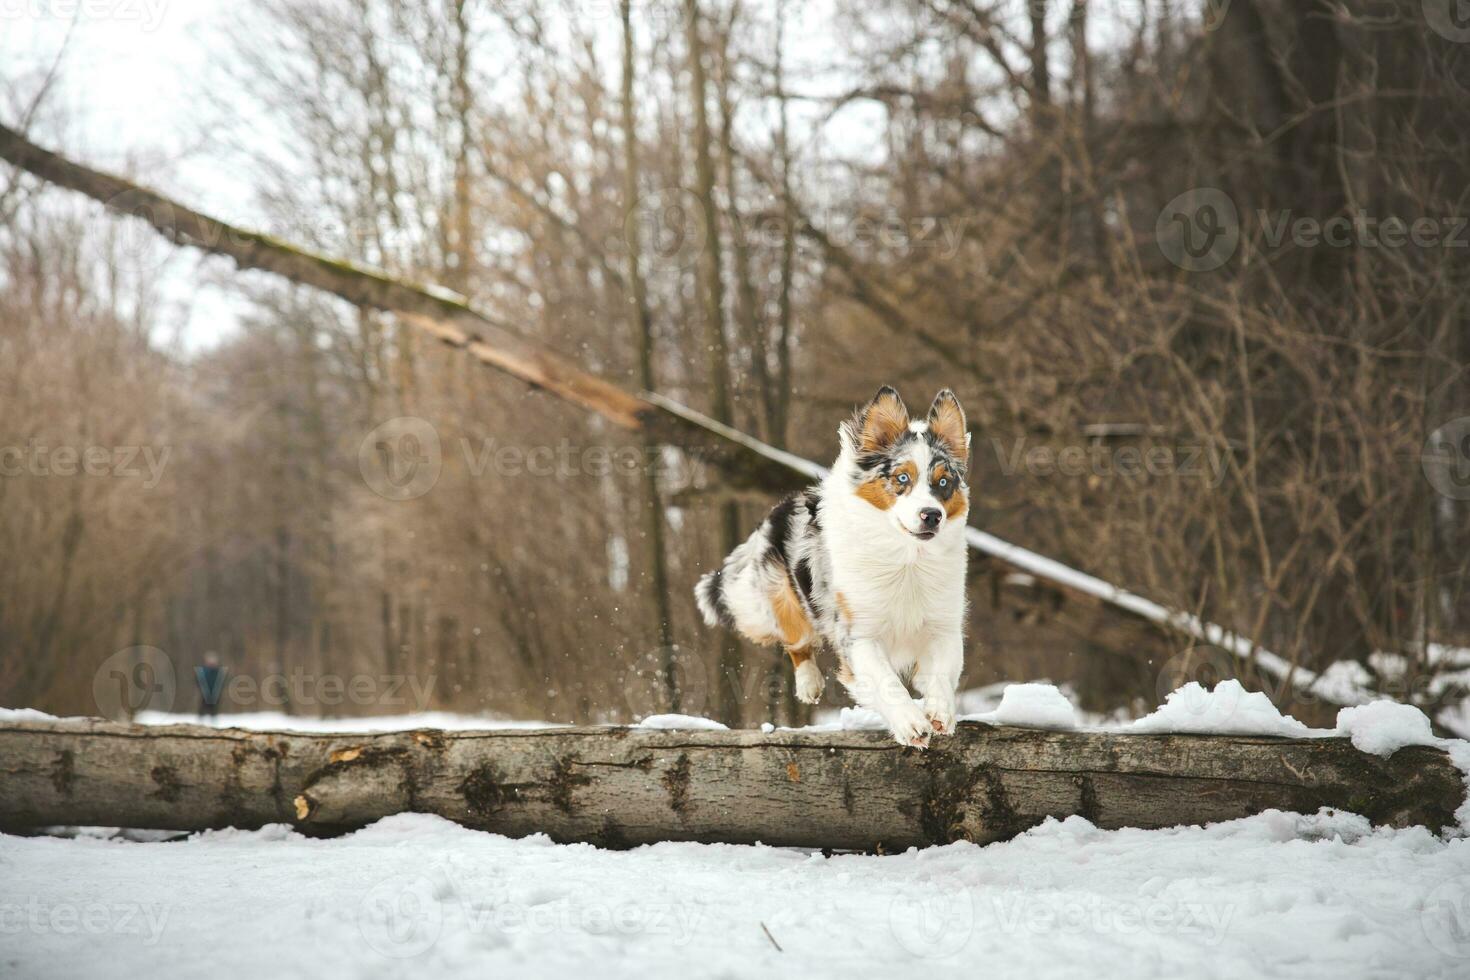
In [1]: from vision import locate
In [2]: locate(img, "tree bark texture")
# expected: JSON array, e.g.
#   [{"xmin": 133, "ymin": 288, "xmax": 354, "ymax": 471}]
[{"xmin": 0, "ymin": 718, "xmax": 1461, "ymax": 850}]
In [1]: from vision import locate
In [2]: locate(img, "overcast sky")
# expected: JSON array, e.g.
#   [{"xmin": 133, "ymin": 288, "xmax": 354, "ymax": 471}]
[
  {"xmin": 1, "ymin": 1, "xmax": 1168, "ymax": 353},
  {"xmin": 2, "ymin": 0, "xmax": 261, "ymax": 351}
]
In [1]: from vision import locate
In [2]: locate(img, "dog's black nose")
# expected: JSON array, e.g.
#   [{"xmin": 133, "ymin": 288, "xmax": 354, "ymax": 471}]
[{"xmin": 919, "ymin": 507, "xmax": 942, "ymax": 529}]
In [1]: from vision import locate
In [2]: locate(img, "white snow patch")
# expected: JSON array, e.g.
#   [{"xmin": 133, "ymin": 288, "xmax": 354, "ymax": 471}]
[
  {"xmin": 1336, "ymin": 701, "xmax": 1437, "ymax": 757},
  {"xmin": 634, "ymin": 714, "xmax": 729, "ymax": 731},
  {"xmin": 1124, "ymin": 680, "xmax": 1317, "ymax": 738},
  {"xmin": 132, "ymin": 710, "xmax": 560, "ymax": 732},
  {"xmin": 0, "ymin": 707, "xmax": 63, "ymax": 723},
  {"xmin": 962, "ymin": 682, "xmax": 1078, "ymax": 730}
]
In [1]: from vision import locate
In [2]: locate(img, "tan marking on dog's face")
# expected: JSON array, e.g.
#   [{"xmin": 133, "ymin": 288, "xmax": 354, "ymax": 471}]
[
  {"xmin": 931, "ymin": 461, "xmax": 967, "ymax": 520},
  {"xmin": 855, "ymin": 476, "xmax": 896, "ymax": 510},
  {"xmin": 943, "ymin": 485, "xmax": 968, "ymax": 520},
  {"xmin": 855, "ymin": 460, "xmax": 918, "ymax": 511},
  {"xmin": 858, "ymin": 389, "xmax": 910, "ymax": 454},
  {"xmin": 769, "ymin": 575, "xmax": 814, "ymax": 650}
]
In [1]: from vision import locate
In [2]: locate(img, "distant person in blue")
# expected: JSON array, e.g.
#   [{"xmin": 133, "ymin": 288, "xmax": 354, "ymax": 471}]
[{"xmin": 196, "ymin": 651, "xmax": 225, "ymax": 720}]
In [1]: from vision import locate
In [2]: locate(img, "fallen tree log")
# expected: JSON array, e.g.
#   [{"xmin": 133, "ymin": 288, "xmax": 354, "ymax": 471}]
[{"xmin": 0, "ymin": 718, "xmax": 1461, "ymax": 849}]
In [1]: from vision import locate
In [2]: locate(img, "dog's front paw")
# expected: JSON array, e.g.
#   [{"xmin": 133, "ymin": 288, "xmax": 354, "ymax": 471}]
[
  {"xmin": 923, "ymin": 697, "xmax": 957, "ymax": 735},
  {"xmin": 794, "ymin": 660, "xmax": 825, "ymax": 704},
  {"xmin": 888, "ymin": 702, "xmax": 933, "ymax": 749}
]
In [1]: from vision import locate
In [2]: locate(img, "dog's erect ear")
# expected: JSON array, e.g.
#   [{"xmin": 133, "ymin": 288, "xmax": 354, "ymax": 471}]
[
  {"xmin": 842, "ymin": 385, "xmax": 910, "ymax": 456},
  {"xmin": 927, "ymin": 389, "xmax": 969, "ymax": 464}
]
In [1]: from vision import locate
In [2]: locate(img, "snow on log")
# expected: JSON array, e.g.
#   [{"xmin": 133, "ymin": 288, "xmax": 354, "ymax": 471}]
[{"xmin": 0, "ymin": 718, "xmax": 1461, "ymax": 849}]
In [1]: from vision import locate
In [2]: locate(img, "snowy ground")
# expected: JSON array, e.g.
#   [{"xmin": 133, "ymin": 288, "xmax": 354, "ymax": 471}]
[
  {"xmin": 4, "ymin": 683, "xmax": 1470, "ymax": 978},
  {"xmin": 3, "ymin": 810, "xmax": 1470, "ymax": 979}
]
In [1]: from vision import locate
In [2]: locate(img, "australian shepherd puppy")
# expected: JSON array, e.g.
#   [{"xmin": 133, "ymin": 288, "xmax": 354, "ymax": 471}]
[{"xmin": 696, "ymin": 386, "xmax": 970, "ymax": 747}]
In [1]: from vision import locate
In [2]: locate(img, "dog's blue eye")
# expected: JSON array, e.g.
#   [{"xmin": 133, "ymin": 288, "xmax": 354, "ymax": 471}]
[
  {"xmin": 896, "ymin": 473, "xmax": 909, "ymax": 484},
  {"xmin": 939, "ymin": 478, "xmax": 948, "ymax": 488}
]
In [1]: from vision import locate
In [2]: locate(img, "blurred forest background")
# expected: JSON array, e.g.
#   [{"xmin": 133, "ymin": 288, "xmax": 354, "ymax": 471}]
[{"xmin": 1, "ymin": 0, "xmax": 1468, "ymax": 728}]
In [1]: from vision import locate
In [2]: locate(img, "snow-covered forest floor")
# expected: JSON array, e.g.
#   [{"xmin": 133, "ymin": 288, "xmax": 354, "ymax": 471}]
[
  {"xmin": 4, "ymin": 809, "xmax": 1469, "ymax": 979},
  {"xmin": 4, "ymin": 681, "xmax": 1470, "ymax": 979}
]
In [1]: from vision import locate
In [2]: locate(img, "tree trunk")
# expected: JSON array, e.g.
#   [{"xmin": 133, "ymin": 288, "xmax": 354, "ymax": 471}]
[
  {"xmin": 1, "ymin": 718, "xmax": 1461, "ymax": 850},
  {"xmin": 683, "ymin": 0, "xmax": 748, "ymax": 727},
  {"xmin": 620, "ymin": 0, "xmax": 679, "ymax": 712}
]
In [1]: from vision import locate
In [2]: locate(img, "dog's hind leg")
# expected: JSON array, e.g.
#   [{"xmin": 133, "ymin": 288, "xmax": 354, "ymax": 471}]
[
  {"xmin": 786, "ymin": 644, "xmax": 824, "ymax": 705},
  {"xmin": 770, "ymin": 576, "xmax": 824, "ymax": 704}
]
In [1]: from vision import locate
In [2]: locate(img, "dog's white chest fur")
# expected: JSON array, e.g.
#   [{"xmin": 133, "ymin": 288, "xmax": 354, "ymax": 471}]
[{"xmin": 824, "ymin": 486, "xmax": 966, "ymax": 658}]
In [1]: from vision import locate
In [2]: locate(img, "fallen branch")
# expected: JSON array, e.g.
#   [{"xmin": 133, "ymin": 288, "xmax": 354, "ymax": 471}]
[{"xmin": 1, "ymin": 718, "xmax": 1460, "ymax": 848}]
